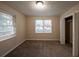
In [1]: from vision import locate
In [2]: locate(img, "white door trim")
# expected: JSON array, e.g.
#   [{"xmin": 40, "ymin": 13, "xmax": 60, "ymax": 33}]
[{"xmin": 60, "ymin": 12, "xmax": 79, "ymax": 56}]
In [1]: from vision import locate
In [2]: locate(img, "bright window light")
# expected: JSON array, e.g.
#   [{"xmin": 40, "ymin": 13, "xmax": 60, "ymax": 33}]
[
  {"xmin": 0, "ymin": 12, "xmax": 15, "ymax": 37},
  {"xmin": 35, "ymin": 20, "xmax": 52, "ymax": 33}
]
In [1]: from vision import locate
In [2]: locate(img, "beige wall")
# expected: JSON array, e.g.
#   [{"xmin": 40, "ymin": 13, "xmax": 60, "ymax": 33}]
[
  {"xmin": 0, "ymin": 2, "xmax": 26, "ymax": 56},
  {"xmin": 26, "ymin": 16, "xmax": 60, "ymax": 40}
]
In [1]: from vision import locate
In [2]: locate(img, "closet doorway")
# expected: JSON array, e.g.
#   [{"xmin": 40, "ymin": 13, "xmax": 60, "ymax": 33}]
[{"xmin": 65, "ymin": 16, "xmax": 73, "ymax": 46}]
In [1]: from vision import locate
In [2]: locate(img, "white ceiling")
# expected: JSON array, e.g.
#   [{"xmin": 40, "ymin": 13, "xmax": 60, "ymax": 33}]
[{"xmin": 4, "ymin": 1, "xmax": 79, "ymax": 16}]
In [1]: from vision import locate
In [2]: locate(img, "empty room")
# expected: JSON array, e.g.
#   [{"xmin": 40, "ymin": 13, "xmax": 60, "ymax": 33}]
[{"xmin": 0, "ymin": 1, "xmax": 79, "ymax": 57}]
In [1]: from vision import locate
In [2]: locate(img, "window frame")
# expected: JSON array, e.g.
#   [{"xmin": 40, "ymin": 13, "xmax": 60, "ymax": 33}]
[
  {"xmin": 0, "ymin": 11, "xmax": 16, "ymax": 41},
  {"xmin": 35, "ymin": 19, "xmax": 52, "ymax": 33}
]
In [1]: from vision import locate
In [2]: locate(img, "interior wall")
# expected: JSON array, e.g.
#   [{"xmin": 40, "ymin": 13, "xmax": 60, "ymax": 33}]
[
  {"xmin": 0, "ymin": 2, "xmax": 26, "ymax": 56},
  {"xmin": 60, "ymin": 3, "xmax": 79, "ymax": 56},
  {"xmin": 26, "ymin": 16, "xmax": 60, "ymax": 40}
]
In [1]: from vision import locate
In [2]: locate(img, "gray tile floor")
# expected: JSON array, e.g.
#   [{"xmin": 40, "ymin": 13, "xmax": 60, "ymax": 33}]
[{"xmin": 5, "ymin": 40, "xmax": 72, "ymax": 57}]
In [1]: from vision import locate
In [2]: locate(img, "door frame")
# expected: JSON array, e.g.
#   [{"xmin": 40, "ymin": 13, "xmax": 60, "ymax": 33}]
[
  {"xmin": 60, "ymin": 12, "xmax": 79, "ymax": 56},
  {"xmin": 64, "ymin": 13, "xmax": 74, "ymax": 57}
]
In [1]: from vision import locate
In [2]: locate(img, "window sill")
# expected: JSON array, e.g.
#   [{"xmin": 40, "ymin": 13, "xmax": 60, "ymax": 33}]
[{"xmin": 0, "ymin": 34, "xmax": 16, "ymax": 41}]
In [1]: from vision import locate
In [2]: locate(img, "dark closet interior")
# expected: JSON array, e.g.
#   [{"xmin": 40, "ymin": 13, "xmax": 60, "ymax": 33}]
[{"xmin": 65, "ymin": 16, "xmax": 73, "ymax": 45}]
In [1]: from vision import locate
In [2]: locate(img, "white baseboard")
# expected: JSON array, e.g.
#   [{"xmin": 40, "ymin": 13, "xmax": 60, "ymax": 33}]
[
  {"xmin": 2, "ymin": 39, "xmax": 26, "ymax": 57},
  {"xmin": 26, "ymin": 39, "xmax": 59, "ymax": 41}
]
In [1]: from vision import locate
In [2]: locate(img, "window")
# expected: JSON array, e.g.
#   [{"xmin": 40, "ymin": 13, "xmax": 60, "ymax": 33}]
[
  {"xmin": 0, "ymin": 12, "xmax": 15, "ymax": 37},
  {"xmin": 35, "ymin": 20, "xmax": 52, "ymax": 33}
]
